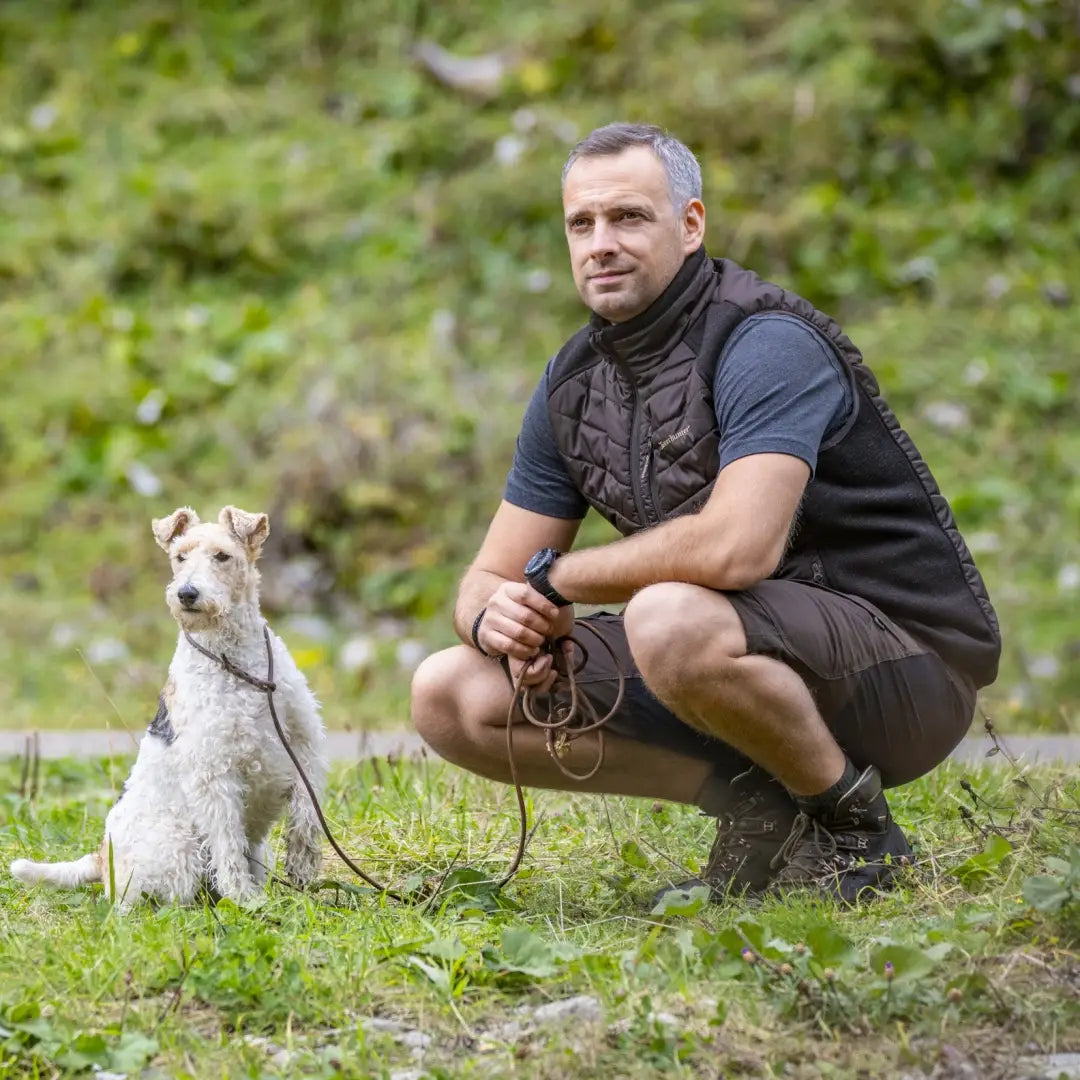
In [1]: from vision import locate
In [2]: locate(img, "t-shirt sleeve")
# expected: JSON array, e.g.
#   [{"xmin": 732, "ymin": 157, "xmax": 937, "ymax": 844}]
[
  {"xmin": 503, "ymin": 361, "xmax": 590, "ymax": 519},
  {"xmin": 714, "ymin": 312, "xmax": 853, "ymax": 477}
]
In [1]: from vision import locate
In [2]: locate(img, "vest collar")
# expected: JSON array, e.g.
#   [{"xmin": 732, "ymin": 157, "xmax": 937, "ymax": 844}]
[{"xmin": 587, "ymin": 246, "xmax": 714, "ymax": 375}]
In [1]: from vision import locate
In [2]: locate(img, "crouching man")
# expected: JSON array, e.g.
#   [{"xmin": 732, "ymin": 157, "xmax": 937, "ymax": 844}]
[{"xmin": 410, "ymin": 123, "xmax": 1001, "ymax": 903}]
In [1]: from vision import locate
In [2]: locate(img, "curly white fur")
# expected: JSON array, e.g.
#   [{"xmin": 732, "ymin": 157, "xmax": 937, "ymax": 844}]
[{"xmin": 10, "ymin": 506, "xmax": 327, "ymax": 911}]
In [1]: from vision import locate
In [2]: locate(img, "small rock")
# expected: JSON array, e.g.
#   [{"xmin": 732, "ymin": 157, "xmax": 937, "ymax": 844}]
[
  {"xmin": 395, "ymin": 639, "xmax": 428, "ymax": 673},
  {"xmin": 339, "ymin": 636, "xmax": 376, "ymax": 674},
  {"xmin": 136, "ymin": 389, "xmax": 167, "ymax": 425},
  {"xmin": 494, "ymin": 134, "xmax": 527, "ymax": 167},
  {"xmin": 429, "ymin": 308, "xmax": 457, "ymax": 352},
  {"xmin": 412, "ymin": 39, "xmax": 510, "ymax": 97},
  {"xmin": 126, "ymin": 461, "xmax": 163, "ymax": 498},
  {"xmin": 50, "ymin": 622, "xmax": 79, "ymax": 648},
  {"xmin": 1027, "ymin": 654, "xmax": 1060, "ymax": 681},
  {"xmin": 28, "ymin": 102, "xmax": 57, "ymax": 130},
  {"xmin": 181, "ymin": 305, "xmax": 210, "ymax": 331},
  {"xmin": 1057, "ymin": 564, "xmax": 1080, "ymax": 592},
  {"xmin": 11, "ymin": 572, "xmax": 40, "ymax": 592},
  {"xmin": 898, "ymin": 255, "xmax": 937, "ymax": 285},
  {"xmin": 984, "ymin": 274, "xmax": 1010, "ymax": 301},
  {"xmin": 525, "ymin": 268, "xmax": 551, "ymax": 293},
  {"xmin": 1015, "ymin": 1053, "xmax": 1080, "ymax": 1080},
  {"xmin": 921, "ymin": 401, "xmax": 970, "ymax": 433},
  {"xmin": 962, "ymin": 359, "xmax": 989, "ymax": 386},
  {"xmin": 1042, "ymin": 282, "xmax": 1071, "ymax": 307},
  {"xmin": 648, "ymin": 1011, "xmax": 679, "ymax": 1029},
  {"xmin": 512, "ymin": 108, "xmax": 538, "ymax": 132},
  {"xmin": 86, "ymin": 638, "xmax": 130, "ymax": 665},
  {"xmin": 527, "ymin": 995, "xmax": 603, "ymax": 1027},
  {"xmin": 282, "ymin": 614, "xmax": 333, "ymax": 642}
]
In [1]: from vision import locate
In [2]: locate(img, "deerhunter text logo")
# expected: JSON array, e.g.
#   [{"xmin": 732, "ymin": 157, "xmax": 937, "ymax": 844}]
[{"xmin": 657, "ymin": 427, "xmax": 692, "ymax": 452}]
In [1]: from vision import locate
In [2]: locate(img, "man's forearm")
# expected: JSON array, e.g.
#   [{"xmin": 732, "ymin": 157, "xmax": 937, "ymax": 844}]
[
  {"xmin": 453, "ymin": 569, "xmax": 510, "ymax": 644},
  {"xmin": 548, "ymin": 512, "xmax": 766, "ymax": 604}
]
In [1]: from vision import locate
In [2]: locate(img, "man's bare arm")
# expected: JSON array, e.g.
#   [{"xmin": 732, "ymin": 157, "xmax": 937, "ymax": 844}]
[
  {"xmin": 454, "ymin": 500, "xmax": 581, "ymax": 646},
  {"xmin": 547, "ymin": 453, "xmax": 810, "ymax": 604}
]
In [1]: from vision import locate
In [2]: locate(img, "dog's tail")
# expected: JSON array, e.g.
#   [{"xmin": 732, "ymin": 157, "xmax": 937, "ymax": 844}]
[{"xmin": 10, "ymin": 853, "xmax": 100, "ymax": 888}]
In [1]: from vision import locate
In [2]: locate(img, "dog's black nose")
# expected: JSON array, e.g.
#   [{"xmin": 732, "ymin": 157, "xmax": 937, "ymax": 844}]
[{"xmin": 177, "ymin": 583, "xmax": 199, "ymax": 607}]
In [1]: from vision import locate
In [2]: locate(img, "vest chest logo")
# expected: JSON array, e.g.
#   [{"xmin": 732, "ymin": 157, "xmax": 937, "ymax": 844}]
[{"xmin": 656, "ymin": 426, "xmax": 692, "ymax": 453}]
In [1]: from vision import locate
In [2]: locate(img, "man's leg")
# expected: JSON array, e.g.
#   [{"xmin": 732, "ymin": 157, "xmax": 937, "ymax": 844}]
[
  {"xmin": 623, "ymin": 581, "xmax": 974, "ymax": 902},
  {"xmin": 623, "ymin": 584, "xmax": 846, "ymax": 796},
  {"xmin": 410, "ymin": 644, "xmax": 716, "ymax": 805}
]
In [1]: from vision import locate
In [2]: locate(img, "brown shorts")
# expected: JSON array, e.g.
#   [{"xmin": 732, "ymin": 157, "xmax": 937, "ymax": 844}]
[{"xmin": 563, "ymin": 580, "xmax": 977, "ymax": 789}]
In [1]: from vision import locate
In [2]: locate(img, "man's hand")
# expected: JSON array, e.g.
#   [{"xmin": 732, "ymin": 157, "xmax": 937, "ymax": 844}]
[{"xmin": 477, "ymin": 581, "xmax": 575, "ymax": 691}]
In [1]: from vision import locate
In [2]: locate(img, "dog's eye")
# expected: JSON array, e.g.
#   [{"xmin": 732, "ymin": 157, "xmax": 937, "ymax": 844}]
[
  {"xmin": 214, "ymin": 552, "xmax": 231, "ymax": 563},
  {"xmin": 175, "ymin": 553, "xmax": 186, "ymax": 563}
]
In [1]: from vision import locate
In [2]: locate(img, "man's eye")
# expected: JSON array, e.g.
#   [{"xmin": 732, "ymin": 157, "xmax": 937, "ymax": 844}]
[{"xmin": 214, "ymin": 552, "xmax": 231, "ymax": 563}]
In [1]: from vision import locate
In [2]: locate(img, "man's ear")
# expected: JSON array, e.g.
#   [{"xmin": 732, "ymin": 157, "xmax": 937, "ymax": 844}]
[
  {"xmin": 152, "ymin": 508, "xmax": 200, "ymax": 551},
  {"xmin": 218, "ymin": 506, "xmax": 270, "ymax": 559}
]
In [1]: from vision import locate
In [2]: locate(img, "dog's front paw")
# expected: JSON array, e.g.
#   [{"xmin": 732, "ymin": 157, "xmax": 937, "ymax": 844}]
[
  {"xmin": 215, "ymin": 870, "xmax": 260, "ymax": 902},
  {"xmin": 285, "ymin": 845, "xmax": 323, "ymax": 888}
]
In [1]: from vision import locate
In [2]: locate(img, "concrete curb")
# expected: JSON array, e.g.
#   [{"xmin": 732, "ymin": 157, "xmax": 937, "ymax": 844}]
[{"xmin": 1, "ymin": 730, "xmax": 1078, "ymax": 766}]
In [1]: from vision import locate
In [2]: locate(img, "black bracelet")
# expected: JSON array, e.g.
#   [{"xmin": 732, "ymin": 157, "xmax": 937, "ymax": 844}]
[{"xmin": 471, "ymin": 607, "xmax": 490, "ymax": 656}]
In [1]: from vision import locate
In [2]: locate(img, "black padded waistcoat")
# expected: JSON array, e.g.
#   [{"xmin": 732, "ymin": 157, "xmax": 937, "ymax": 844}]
[{"xmin": 546, "ymin": 248, "xmax": 1001, "ymax": 688}]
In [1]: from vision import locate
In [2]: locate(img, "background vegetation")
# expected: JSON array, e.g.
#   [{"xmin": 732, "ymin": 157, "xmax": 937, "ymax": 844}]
[{"xmin": 1, "ymin": 0, "xmax": 1078, "ymax": 732}]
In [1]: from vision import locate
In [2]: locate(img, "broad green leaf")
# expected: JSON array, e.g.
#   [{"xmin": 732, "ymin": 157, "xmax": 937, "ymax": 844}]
[
  {"xmin": 805, "ymin": 925, "xmax": 857, "ymax": 968},
  {"xmin": 650, "ymin": 886, "xmax": 709, "ymax": 918},
  {"xmin": 1022, "ymin": 875, "xmax": 1071, "ymax": 914},
  {"xmin": 482, "ymin": 927, "xmax": 566, "ymax": 978},
  {"xmin": 869, "ymin": 943, "xmax": 938, "ymax": 983},
  {"xmin": 620, "ymin": 840, "xmax": 650, "ymax": 869},
  {"xmin": 110, "ymin": 1032, "xmax": 159, "ymax": 1072}
]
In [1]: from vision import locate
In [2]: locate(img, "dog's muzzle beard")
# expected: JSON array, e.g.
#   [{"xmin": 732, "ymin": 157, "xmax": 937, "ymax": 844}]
[{"xmin": 169, "ymin": 593, "xmax": 224, "ymax": 630}]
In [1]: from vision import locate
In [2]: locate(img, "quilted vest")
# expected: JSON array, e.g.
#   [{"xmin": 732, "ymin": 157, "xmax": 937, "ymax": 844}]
[{"xmin": 547, "ymin": 248, "xmax": 1001, "ymax": 688}]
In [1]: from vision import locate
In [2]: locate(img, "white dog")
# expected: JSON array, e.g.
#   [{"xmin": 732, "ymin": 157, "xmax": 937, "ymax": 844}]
[{"xmin": 11, "ymin": 506, "xmax": 327, "ymax": 911}]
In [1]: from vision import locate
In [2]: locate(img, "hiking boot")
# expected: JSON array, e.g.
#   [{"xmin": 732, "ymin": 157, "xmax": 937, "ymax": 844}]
[
  {"xmin": 653, "ymin": 766, "xmax": 798, "ymax": 906},
  {"xmin": 769, "ymin": 764, "xmax": 912, "ymax": 904}
]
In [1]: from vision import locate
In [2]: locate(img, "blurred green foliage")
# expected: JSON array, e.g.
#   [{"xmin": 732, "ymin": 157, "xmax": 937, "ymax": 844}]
[{"xmin": 0, "ymin": 0, "xmax": 1077, "ymax": 729}]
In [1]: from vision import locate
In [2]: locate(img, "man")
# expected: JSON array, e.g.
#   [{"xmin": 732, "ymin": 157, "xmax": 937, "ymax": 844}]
[{"xmin": 411, "ymin": 123, "xmax": 1001, "ymax": 903}]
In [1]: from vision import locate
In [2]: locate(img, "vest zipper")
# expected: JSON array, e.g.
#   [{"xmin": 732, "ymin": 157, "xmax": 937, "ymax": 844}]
[
  {"xmin": 627, "ymin": 374, "xmax": 656, "ymax": 527},
  {"xmin": 598, "ymin": 339, "xmax": 655, "ymax": 529}
]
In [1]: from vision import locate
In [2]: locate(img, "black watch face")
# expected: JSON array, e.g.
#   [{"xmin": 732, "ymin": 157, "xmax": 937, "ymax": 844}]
[{"xmin": 524, "ymin": 549, "xmax": 552, "ymax": 578}]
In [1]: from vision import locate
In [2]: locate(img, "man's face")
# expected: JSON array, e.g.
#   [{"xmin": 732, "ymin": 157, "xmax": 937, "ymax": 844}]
[{"xmin": 562, "ymin": 146, "xmax": 706, "ymax": 323}]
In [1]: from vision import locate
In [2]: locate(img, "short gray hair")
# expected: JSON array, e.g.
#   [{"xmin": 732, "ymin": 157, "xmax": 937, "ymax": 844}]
[{"xmin": 561, "ymin": 123, "xmax": 703, "ymax": 211}]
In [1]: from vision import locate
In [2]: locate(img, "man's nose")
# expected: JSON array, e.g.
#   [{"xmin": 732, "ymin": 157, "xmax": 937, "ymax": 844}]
[
  {"xmin": 177, "ymin": 583, "xmax": 199, "ymax": 607},
  {"xmin": 588, "ymin": 220, "xmax": 618, "ymax": 260}
]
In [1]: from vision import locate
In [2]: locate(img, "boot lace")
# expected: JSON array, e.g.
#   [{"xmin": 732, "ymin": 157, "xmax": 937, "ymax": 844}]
[
  {"xmin": 771, "ymin": 812, "xmax": 872, "ymax": 883},
  {"xmin": 703, "ymin": 791, "xmax": 782, "ymax": 878}
]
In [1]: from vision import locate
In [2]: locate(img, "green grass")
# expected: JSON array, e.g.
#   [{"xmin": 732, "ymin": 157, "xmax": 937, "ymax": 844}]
[{"xmin": 3, "ymin": 754, "xmax": 1079, "ymax": 1077}]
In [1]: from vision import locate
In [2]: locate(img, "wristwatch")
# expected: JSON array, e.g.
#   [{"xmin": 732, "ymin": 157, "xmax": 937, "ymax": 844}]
[{"xmin": 524, "ymin": 548, "xmax": 573, "ymax": 607}]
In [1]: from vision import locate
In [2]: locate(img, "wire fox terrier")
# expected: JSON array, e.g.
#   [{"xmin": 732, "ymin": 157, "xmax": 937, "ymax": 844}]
[{"xmin": 11, "ymin": 506, "xmax": 327, "ymax": 911}]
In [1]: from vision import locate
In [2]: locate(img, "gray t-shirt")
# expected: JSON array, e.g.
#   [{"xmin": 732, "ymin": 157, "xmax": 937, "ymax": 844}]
[{"xmin": 504, "ymin": 312, "xmax": 853, "ymax": 519}]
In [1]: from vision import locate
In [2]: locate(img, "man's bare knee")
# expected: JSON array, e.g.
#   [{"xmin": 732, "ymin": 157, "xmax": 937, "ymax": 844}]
[
  {"xmin": 624, "ymin": 583, "xmax": 746, "ymax": 682},
  {"xmin": 410, "ymin": 646, "xmax": 511, "ymax": 765}
]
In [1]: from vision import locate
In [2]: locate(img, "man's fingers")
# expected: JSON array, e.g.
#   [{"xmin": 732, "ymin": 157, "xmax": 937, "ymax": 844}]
[
  {"xmin": 509, "ymin": 652, "xmax": 553, "ymax": 686},
  {"xmin": 482, "ymin": 617, "xmax": 546, "ymax": 657},
  {"xmin": 498, "ymin": 581, "xmax": 561, "ymax": 621}
]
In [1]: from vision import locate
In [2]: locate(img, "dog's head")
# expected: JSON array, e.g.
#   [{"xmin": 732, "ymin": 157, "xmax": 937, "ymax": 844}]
[{"xmin": 152, "ymin": 506, "xmax": 269, "ymax": 630}]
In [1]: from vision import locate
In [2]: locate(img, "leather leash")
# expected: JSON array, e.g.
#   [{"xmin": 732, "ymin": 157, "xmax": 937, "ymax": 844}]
[{"xmin": 496, "ymin": 621, "xmax": 625, "ymax": 887}]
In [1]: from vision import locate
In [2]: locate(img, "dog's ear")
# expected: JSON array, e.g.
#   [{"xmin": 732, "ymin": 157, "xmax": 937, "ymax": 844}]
[
  {"xmin": 152, "ymin": 508, "xmax": 200, "ymax": 551},
  {"xmin": 218, "ymin": 506, "xmax": 270, "ymax": 558}
]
